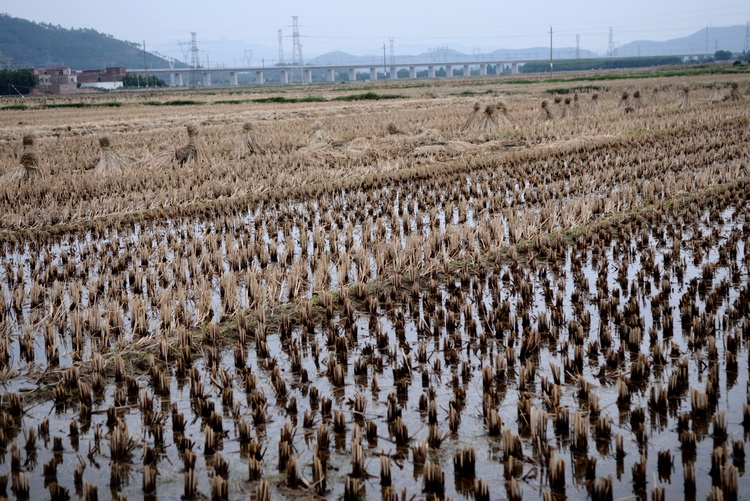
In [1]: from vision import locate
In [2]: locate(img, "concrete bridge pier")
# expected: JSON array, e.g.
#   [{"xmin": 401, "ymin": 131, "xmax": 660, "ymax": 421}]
[
  {"xmin": 349, "ymin": 68, "xmax": 357, "ymax": 81},
  {"xmin": 304, "ymin": 69, "xmax": 312, "ymax": 84},
  {"xmin": 255, "ymin": 71, "xmax": 264, "ymax": 85},
  {"xmin": 427, "ymin": 65, "xmax": 435, "ymax": 78},
  {"xmin": 389, "ymin": 66, "xmax": 397, "ymax": 79},
  {"xmin": 369, "ymin": 67, "xmax": 377, "ymax": 80},
  {"xmin": 409, "ymin": 66, "xmax": 416, "ymax": 79},
  {"xmin": 280, "ymin": 70, "xmax": 288, "ymax": 84},
  {"xmin": 445, "ymin": 65, "xmax": 453, "ymax": 77},
  {"xmin": 326, "ymin": 68, "xmax": 335, "ymax": 82},
  {"xmin": 173, "ymin": 73, "xmax": 183, "ymax": 86},
  {"xmin": 463, "ymin": 64, "xmax": 470, "ymax": 76},
  {"xmin": 229, "ymin": 72, "xmax": 238, "ymax": 86},
  {"xmin": 479, "ymin": 64, "xmax": 487, "ymax": 76},
  {"xmin": 512, "ymin": 63, "xmax": 519, "ymax": 74},
  {"xmin": 201, "ymin": 72, "xmax": 211, "ymax": 87}
]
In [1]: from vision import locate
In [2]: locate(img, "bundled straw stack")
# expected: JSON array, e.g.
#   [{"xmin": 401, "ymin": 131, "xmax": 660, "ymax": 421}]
[
  {"xmin": 677, "ymin": 86, "xmax": 691, "ymax": 109},
  {"xmin": 588, "ymin": 94, "xmax": 600, "ymax": 115},
  {"xmin": 650, "ymin": 88, "xmax": 660, "ymax": 107},
  {"xmin": 175, "ymin": 123, "xmax": 209, "ymax": 166},
  {"xmin": 633, "ymin": 91, "xmax": 643, "ymax": 109},
  {"xmin": 3, "ymin": 133, "xmax": 43, "ymax": 183},
  {"xmin": 727, "ymin": 82, "xmax": 743, "ymax": 101},
  {"xmin": 572, "ymin": 93, "xmax": 582, "ymax": 118},
  {"xmin": 234, "ymin": 123, "xmax": 264, "ymax": 159},
  {"xmin": 538, "ymin": 101, "xmax": 554, "ymax": 121},
  {"xmin": 463, "ymin": 103, "xmax": 482, "ymax": 131},
  {"xmin": 91, "ymin": 137, "xmax": 131, "ymax": 175}
]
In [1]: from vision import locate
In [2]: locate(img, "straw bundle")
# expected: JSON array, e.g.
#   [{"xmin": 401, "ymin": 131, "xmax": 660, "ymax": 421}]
[
  {"xmin": 633, "ymin": 91, "xmax": 643, "ymax": 109},
  {"xmin": 677, "ymin": 86, "xmax": 691, "ymax": 109},
  {"xmin": 572, "ymin": 93, "xmax": 582, "ymax": 117},
  {"xmin": 708, "ymin": 85, "xmax": 725, "ymax": 103},
  {"xmin": 3, "ymin": 133, "xmax": 43, "ymax": 183},
  {"xmin": 552, "ymin": 96, "xmax": 563, "ymax": 118},
  {"xmin": 618, "ymin": 91, "xmax": 630, "ymax": 109},
  {"xmin": 175, "ymin": 123, "xmax": 209, "ymax": 166},
  {"xmin": 234, "ymin": 122, "xmax": 264, "ymax": 159},
  {"xmin": 462, "ymin": 103, "xmax": 483, "ymax": 131},
  {"xmin": 560, "ymin": 98, "xmax": 571, "ymax": 119},
  {"xmin": 588, "ymin": 94, "xmax": 600, "ymax": 115},
  {"xmin": 537, "ymin": 101, "xmax": 554, "ymax": 122},
  {"xmin": 91, "ymin": 137, "xmax": 132, "ymax": 175},
  {"xmin": 650, "ymin": 88, "xmax": 659, "ymax": 107},
  {"xmin": 727, "ymin": 82, "xmax": 743, "ymax": 101}
]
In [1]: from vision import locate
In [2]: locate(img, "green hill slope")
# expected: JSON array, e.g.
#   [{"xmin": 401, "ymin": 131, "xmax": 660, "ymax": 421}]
[{"xmin": 0, "ymin": 13, "xmax": 184, "ymax": 71}]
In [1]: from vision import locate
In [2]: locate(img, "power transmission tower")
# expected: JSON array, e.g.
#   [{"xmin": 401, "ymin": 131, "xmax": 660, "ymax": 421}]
[
  {"xmin": 244, "ymin": 50, "xmax": 253, "ymax": 67},
  {"xmin": 291, "ymin": 16, "xmax": 304, "ymax": 82},
  {"xmin": 576, "ymin": 34, "xmax": 580, "ymax": 59},
  {"xmin": 608, "ymin": 27, "xmax": 615, "ymax": 56},
  {"xmin": 189, "ymin": 32, "xmax": 200, "ymax": 87},
  {"xmin": 278, "ymin": 29, "xmax": 284, "ymax": 65},
  {"xmin": 389, "ymin": 37, "xmax": 395, "ymax": 65},
  {"xmin": 745, "ymin": 21, "xmax": 750, "ymax": 53}
]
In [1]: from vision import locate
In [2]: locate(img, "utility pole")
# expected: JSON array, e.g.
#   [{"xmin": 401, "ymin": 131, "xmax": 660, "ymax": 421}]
[
  {"xmin": 576, "ymin": 34, "xmax": 580, "ymax": 59},
  {"xmin": 608, "ymin": 27, "xmax": 615, "ymax": 56},
  {"xmin": 549, "ymin": 26, "xmax": 553, "ymax": 74},
  {"xmin": 383, "ymin": 43, "xmax": 387, "ymax": 79},
  {"xmin": 389, "ymin": 37, "xmax": 395, "ymax": 65},
  {"xmin": 143, "ymin": 40, "xmax": 148, "ymax": 87}
]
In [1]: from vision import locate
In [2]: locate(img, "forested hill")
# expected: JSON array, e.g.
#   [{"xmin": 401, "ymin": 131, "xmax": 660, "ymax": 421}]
[{"xmin": 0, "ymin": 13, "xmax": 184, "ymax": 71}]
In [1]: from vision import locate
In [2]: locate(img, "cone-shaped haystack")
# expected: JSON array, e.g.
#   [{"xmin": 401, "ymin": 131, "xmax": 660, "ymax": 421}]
[
  {"xmin": 495, "ymin": 101, "xmax": 514, "ymax": 126},
  {"xmin": 560, "ymin": 98, "xmax": 572, "ymax": 119},
  {"xmin": 308, "ymin": 121, "xmax": 331, "ymax": 149},
  {"xmin": 175, "ymin": 122, "xmax": 209, "ymax": 166},
  {"xmin": 588, "ymin": 94, "xmax": 600, "ymax": 115},
  {"xmin": 572, "ymin": 93, "xmax": 582, "ymax": 117},
  {"xmin": 677, "ymin": 86, "xmax": 691, "ymax": 109},
  {"xmin": 552, "ymin": 96, "xmax": 563, "ymax": 118},
  {"xmin": 633, "ymin": 91, "xmax": 643, "ymax": 109},
  {"xmin": 708, "ymin": 85, "xmax": 724, "ymax": 102},
  {"xmin": 537, "ymin": 100, "xmax": 554, "ymax": 122},
  {"xmin": 462, "ymin": 102, "xmax": 483, "ymax": 131},
  {"xmin": 234, "ymin": 122, "xmax": 264, "ymax": 159},
  {"xmin": 618, "ymin": 91, "xmax": 630, "ymax": 109},
  {"xmin": 91, "ymin": 137, "xmax": 131, "ymax": 175},
  {"xmin": 650, "ymin": 88, "xmax": 660, "ymax": 107},
  {"xmin": 477, "ymin": 105, "xmax": 500, "ymax": 132},
  {"xmin": 3, "ymin": 133, "xmax": 43, "ymax": 182},
  {"xmin": 727, "ymin": 82, "xmax": 743, "ymax": 101}
]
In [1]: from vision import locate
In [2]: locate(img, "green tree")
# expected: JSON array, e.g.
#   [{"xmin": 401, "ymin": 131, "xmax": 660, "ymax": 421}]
[
  {"xmin": 122, "ymin": 74, "xmax": 167, "ymax": 88},
  {"xmin": 714, "ymin": 50, "xmax": 733, "ymax": 61},
  {"xmin": 0, "ymin": 69, "xmax": 36, "ymax": 95}
]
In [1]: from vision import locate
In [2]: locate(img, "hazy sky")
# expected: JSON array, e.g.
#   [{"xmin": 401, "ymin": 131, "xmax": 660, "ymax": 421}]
[{"xmin": 3, "ymin": 1, "xmax": 749, "ymax": 62}]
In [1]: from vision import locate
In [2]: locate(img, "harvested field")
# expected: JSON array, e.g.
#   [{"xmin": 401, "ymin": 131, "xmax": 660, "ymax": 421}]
[{"xmin": 0, "ymin": 70, "xmax": 749, "ymax": 500}]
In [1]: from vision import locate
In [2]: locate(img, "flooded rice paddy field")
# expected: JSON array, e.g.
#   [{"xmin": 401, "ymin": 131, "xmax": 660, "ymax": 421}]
[
  {"xmin": 0, "ymin": 175, "xmax": 749, "ymax": 500},
  {"xmin": 0, "ymin": 85, "xmax": 750, "ymax": 499}
]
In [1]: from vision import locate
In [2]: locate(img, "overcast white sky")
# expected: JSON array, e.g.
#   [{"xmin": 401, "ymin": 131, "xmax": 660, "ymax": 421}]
[{"xmin": 3, "ymin": 1, "xmax": 749, "ymax": 61}]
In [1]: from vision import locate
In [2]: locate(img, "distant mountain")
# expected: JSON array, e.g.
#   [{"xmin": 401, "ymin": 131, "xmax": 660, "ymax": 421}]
[
  {"xmin": 0, "ymin": 13, "xmax": 185, "ymax": 70},
  {"xmin": 615, "ymin": 25, "xmax": 748, "ymax": 57}
]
